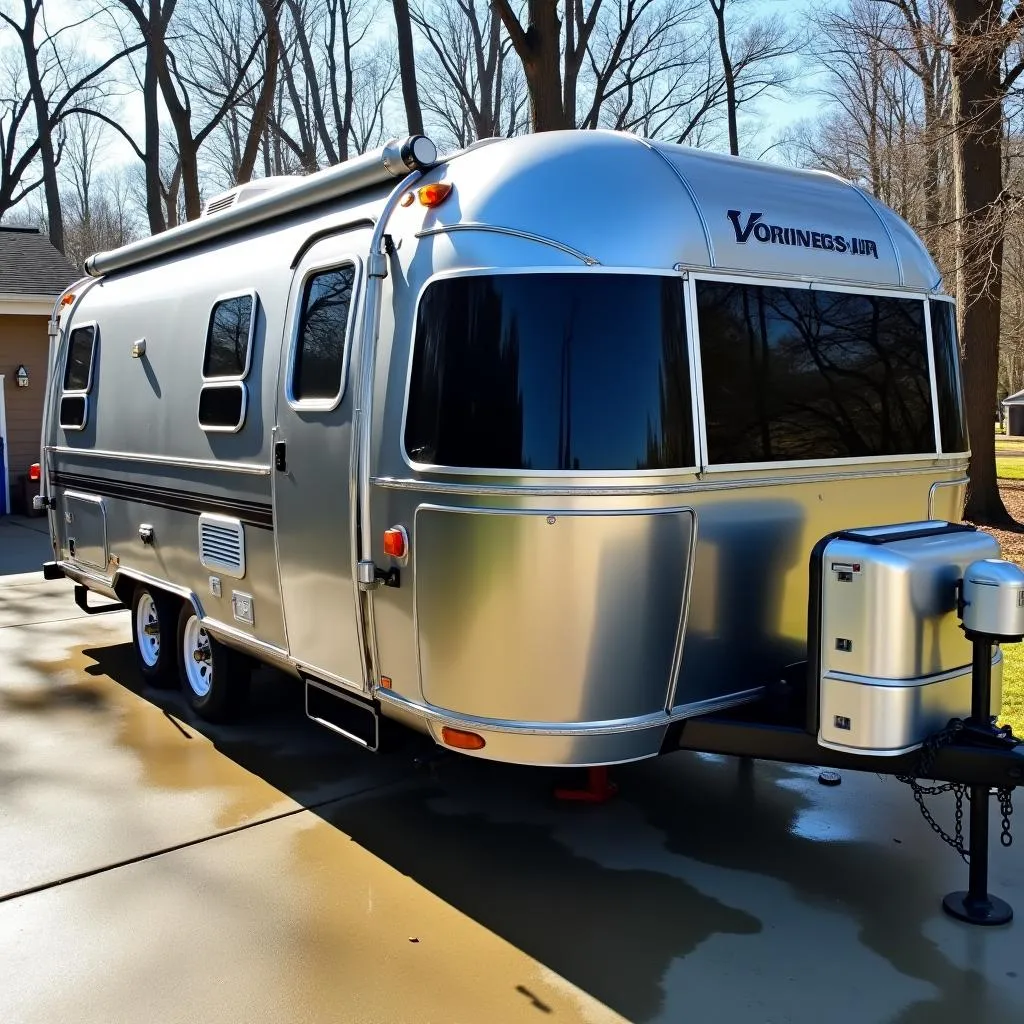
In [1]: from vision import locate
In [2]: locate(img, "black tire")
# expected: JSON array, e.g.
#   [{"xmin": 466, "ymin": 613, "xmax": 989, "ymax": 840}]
[
  {"xmin": 176, "ymin": 603, "xmax": 250, "ymax": 722},
  {"xmin": 130, "ymin": 584, "xmax": 179, "ymax": 689}
]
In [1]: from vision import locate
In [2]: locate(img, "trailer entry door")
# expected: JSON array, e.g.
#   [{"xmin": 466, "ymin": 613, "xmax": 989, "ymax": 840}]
[{"xmin": 273, "ymin": 231, "xmax": 369, "ymax": 689}]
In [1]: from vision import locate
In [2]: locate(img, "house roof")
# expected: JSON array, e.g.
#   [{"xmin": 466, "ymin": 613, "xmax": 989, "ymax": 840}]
[
  {"xmin": 1003, "ymin": 389, "xmax": 1024, "ymax": 406},
  {"xmin": 0, "ymin": 225, "xmax": 78, "ymax": 297}
]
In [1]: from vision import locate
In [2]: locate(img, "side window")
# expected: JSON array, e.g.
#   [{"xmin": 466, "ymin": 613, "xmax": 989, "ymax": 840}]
[
  {"xmin": 930, "ymin": 299, "xmax": 968, "ymax": 453},
  {"xmin": 59, "ymin": 324, "xmax": 97, "ymax": 431},
  {"xmin": 199, "ymin": 293, "xmax": 256, "ymax": 432},
  {"xmin": 697, "ymin": 281, "xmax": 935, "ymax": 464},
  {"xmin": 291, "ymin": 264, "xmax": 356, "ymax": 404}
]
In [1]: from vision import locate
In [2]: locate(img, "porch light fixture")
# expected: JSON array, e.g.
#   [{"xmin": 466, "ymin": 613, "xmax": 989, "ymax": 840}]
[{"xmin": 15, "ymin": 365, "xmax": 28, "ymax": 388}]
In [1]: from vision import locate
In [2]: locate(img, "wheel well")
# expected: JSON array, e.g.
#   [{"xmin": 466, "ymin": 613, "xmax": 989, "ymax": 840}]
[{"xmin": 114, "ymin": 574, "xmax": 190, "ymax": 616}]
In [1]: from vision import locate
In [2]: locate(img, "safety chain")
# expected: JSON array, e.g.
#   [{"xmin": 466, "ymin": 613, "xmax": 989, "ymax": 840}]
[
  {"xmin": 894, "ymin": 719, "xmax": 1016, "ymax": 861},
  {"xmin": 999, "ymin": 787, "xmax": 1014, "ymax": 849},
  {"xmin": 895, "ymin": 719, "xmax": 969, "ymax": 862}
]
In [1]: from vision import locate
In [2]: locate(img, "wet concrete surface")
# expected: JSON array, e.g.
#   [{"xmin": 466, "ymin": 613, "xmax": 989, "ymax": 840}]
[{"xmin": 0, "ymin": 574, "xmax": 1022, "ymax": 1023}]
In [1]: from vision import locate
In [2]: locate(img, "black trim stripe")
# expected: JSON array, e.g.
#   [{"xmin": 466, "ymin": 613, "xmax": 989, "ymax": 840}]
[{"xmin": 52, "ymin": 470, "xmax": 274, "ymax": 529}]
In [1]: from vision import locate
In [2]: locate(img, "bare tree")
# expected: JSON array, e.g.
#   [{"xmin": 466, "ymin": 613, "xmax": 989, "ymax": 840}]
[
  {"xmin": 707, "ymin": 0, "xmax": 800, "ymax": 157},
  {"xmin": 0, "ymin": 1, "xmax": 139, "ymax": 250},
  {"xmin": 411, "ymin": 0, "xmax": 526, "ymax": 145},
  {"xmin": 393, "ymin": 0, "xmax": 424, "ymax": 134},
  {"xmin": 948, "ymin": 0, "xmax": 1024, "ymax": 524}
]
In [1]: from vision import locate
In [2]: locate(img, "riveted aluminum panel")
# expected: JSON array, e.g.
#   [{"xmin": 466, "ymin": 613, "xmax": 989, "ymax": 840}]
[{"xmin": 413, "ymin": 506, "xmax": 695, "ymax": 724}]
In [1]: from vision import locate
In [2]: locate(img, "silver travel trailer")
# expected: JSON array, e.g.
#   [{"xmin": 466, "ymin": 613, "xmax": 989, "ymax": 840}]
[{"xmin": 34, "ymin": 131, "xmax": 1017, "ymax": 774}]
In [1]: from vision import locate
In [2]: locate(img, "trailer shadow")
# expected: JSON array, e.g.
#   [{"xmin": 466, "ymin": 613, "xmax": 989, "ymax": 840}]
[{"xmin": 77, "ymin": 641, "xmax": 1021, "ymax": 1024}]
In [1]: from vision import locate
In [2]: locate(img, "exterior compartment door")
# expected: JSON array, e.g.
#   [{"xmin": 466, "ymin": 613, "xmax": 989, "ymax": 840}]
[{"xmin": 273, "ymin": 230, "xmax": 370, "ymax": 689}]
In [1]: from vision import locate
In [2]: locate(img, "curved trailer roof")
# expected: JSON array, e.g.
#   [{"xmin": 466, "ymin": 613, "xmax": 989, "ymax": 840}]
[{"xmin": 84, "ymin": 130, "xmax": 942, "ymax": 293}]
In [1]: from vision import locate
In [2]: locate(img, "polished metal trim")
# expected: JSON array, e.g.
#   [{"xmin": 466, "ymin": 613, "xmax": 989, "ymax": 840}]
[
  {"xmin": 110, "ymin": 567, "xmax": 202, "ymax": 613},
  {"xmin": 852, "ymin": 186, "xmax": 904, "ymax": 286},
  {"xmin": 928, "ymin": 476, "xmax": 969, "ymax": 520},
  {"xmin": 823, "ymin": 650, "xmax": 999, "ymax": 690},
  {"xmin": 923, "ymin": 298, "xmax": 943, "ymax": 454},
  {"xmin": 632, "ymin": 137, "xmax": 715, "ymax": 265},
  {"xmin": 353, "ymin": 167, "xmax": 426, "ymax": 692},
  {"xmin": 415, "ymin": 223, "xmax": 600, "ymax": 266},
  {"xmin": 48, "ymin": 445, "xmax": 271, "ymax": 476},
  {"xmin": 372, "ymin": 462, "xmax": 967, "ymax": 498},
  {"xmin": 202, "ymin": 617, "xmax": 290, "ymax": 661},
  {"xmin": 376, "ymin": 685, "xmax": 764, "ymax": 736},
  {"xmin": 665, "ymin": 509, "xmax": 699, "ymax": 712}
]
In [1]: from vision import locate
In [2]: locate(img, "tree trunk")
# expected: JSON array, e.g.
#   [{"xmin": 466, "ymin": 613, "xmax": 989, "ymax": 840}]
[
  {"xmin": 711, "ymin": 0, "xmax": 739, "ymax": 156},
  {"xmin": 950, "ymin": 0, "xmax": 1010, "ymax": 524},
  {"xmin": 20, "ymin": 1, "xmax": 64, "ymax": 252},
  {"xmin": 392, "ymin": 0, "xmax": 424, "ymax": 135},
  {"xmin": 142, "ymin": 22, "xmax": 166, "ymax": 234}
]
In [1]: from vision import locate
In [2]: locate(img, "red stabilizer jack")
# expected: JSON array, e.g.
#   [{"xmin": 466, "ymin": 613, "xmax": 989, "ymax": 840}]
[{"xmin": 554, "ymin": 766, "xmax": 619, "ymax": 804}]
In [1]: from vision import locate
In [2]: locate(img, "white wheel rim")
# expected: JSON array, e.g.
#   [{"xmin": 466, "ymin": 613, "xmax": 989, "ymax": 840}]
[
  {"xmin": 183, "ymin": 615, "xmax": 213, "ymax": 698},
  {"xmin": 136, "ymin": 593, "xmax": 161, "ymax": 668}
]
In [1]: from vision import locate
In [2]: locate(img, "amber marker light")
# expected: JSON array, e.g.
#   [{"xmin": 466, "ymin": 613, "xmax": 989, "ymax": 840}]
[
  {"xmin": 417, "ymin": 182, "xmax": 452, "ymax": 208},
  {"xmin": 441, "ymin": 727, "xmax": 486, "ymax": 750},
  {"xmin": 60, "ymin": 293, "xmax": 75, "ymax": 305},
  {"xmin": 380, "ymin": 676, "xmax": 393, "ymax": 690}
]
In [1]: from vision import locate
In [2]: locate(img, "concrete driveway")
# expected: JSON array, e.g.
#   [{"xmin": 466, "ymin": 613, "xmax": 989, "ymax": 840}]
[{"xmin": 0, "ymin": 567, "xmax": 1021, "ymax": 1022}]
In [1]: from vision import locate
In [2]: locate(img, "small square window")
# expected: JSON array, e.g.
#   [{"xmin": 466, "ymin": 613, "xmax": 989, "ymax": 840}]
[{"xmin": 204, "ymin": 294, "xmax": 255, "ymax": 379}]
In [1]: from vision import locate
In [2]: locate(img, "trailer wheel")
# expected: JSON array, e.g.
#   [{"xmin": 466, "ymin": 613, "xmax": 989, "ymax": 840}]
[
  {"xmin": 130, "ymin": 585, "xmax": 178, "ymax": 688},
  {"xmin": 176, "ymin": 604, "xmax": 250, "ymax": 722}
]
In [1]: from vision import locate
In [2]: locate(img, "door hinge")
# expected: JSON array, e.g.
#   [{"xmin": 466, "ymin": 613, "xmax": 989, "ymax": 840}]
[{"xmin": 274, "ymin": 440, "xmax": 287, "ymax": 472}]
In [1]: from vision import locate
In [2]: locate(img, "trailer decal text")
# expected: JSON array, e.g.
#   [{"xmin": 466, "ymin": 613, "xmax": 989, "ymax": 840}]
[{"xmin": 727, "ymin": 210, "xmax": 879, "ymax": 259}]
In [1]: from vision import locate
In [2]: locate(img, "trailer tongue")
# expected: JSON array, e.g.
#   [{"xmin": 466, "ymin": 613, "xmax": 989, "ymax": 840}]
[{"xmin": 667, "ymin": 520, "xmax": 1023, "ymax": 927}]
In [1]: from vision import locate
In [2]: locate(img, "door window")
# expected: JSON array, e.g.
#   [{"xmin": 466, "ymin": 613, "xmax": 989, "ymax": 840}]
[{"xmin": 291, "ymin": 264, "xmax": 357, "ymax": 404}]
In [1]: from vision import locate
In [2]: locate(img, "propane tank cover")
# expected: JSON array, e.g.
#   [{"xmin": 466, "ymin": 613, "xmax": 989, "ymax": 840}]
[{"xmin": 961, "ymin": 558, "xmax": 1024, "ymax": 640}]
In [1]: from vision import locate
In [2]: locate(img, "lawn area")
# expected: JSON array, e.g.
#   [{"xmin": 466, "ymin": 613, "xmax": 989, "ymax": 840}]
[{"xmin": 983, "ymin": 472, "xmax": 1024, "ymax": 734}]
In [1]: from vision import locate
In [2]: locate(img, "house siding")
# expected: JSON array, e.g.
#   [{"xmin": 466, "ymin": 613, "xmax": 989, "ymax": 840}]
[{"xmin": 1, "ymin": 314, "xmax": 50, "ymax": 480}]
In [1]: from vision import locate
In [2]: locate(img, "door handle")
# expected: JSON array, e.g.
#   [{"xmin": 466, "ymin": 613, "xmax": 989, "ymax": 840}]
[{"xmin": 274, "ymin": 441, "xmax": 287, "ymax": 472}]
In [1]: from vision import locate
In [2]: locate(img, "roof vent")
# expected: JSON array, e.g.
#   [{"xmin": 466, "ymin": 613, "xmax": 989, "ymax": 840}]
[{"xmin": 202, "ymin": 175, "xmax": 305, "ymax": 217}]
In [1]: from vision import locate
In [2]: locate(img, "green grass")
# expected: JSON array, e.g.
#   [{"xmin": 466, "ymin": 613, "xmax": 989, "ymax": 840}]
[
  {"xmin": 996, "ymin": 457, "xmax": 1024, "ymax": 479},
  {"xmin": 1000, "ymin": 645, "xmax": 1024, "ymax": 735}
]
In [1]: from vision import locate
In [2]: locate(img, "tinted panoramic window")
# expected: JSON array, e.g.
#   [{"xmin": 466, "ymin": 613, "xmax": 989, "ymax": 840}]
[
  {"xmin": 198, "ymin": 382, "xmax": 245, "ymax": 430},
  {"xmin": 203, "ymin": 295, "xmax": 254, "ymax": 378},
  {"xmin": 293, "ymin": 265, "xmax": 355, "ymax": 401},
  {"xmin": 63, "ymin": 325, "xmax": 96, "ymax": 391},
  {"xmin": 404, "ymin": 273, "xmax": 694, "ymax": 471},
  {"xmin": 697, "ymin": 281, "xmax": 935, "ymax": 463},
  {"xmin": 930, "ymin": 299, "xmax": 968, "ymax": 453}
]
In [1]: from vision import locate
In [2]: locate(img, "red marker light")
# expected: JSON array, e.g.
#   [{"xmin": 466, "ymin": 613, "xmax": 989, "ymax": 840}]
[
  {"xmin": 383, "ymin": 527, "xmax": 406, "ymax": 559},
  {"xmin": 28, "ymin": 463, "xmax": 40, "ymax": 482}
]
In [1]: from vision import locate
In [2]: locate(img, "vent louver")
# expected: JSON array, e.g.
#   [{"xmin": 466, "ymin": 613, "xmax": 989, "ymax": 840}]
[{"xmin": 198, "ymin": 515, "xmax": 245, "ymax": 578}]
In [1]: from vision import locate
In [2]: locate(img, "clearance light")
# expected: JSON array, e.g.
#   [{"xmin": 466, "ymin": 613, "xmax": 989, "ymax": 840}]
[
  {"xmin": 29, "ymin": 463, "xmax": 41, "ymax": 482},
  {"xmin": 399, "ymin": 191, "xmax": 415, "ymax": 207},
  {"xmin": 441, "ymin": 727, "xmax": 486, "ymax": 751},
  {"xmin": 60, "ymin": 293, "xmax": 75, "ymax": 306},
  {"xmin": 417, "ymin": 182, "xmax": 452, "ymax": 208},
  {"xmin": 383, "ymin": 527, "xmax": 407, "ymax": 559},
  {"xmin": 380, "ymin": 675, "xmax": 392, "ymax": 689}
]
